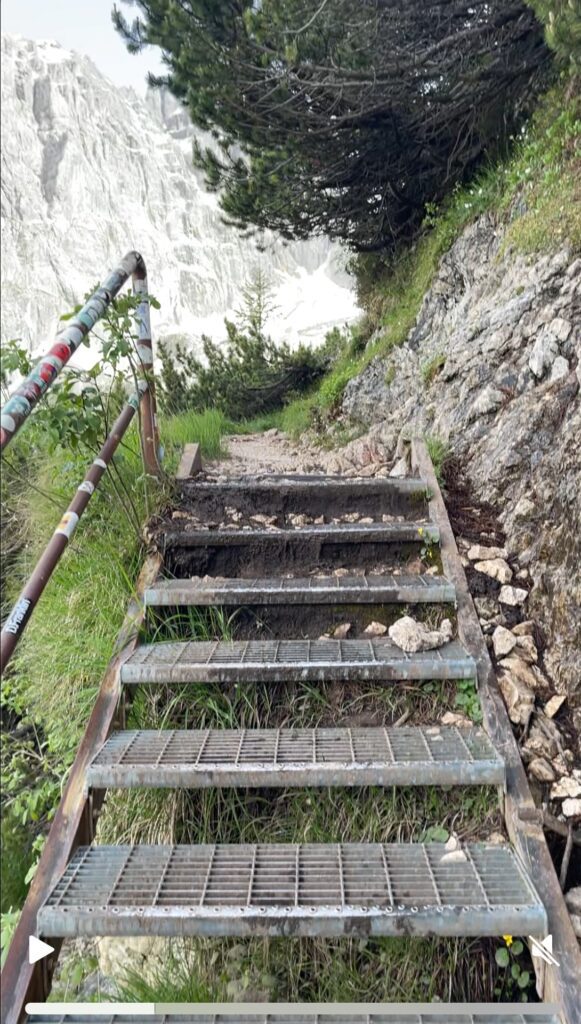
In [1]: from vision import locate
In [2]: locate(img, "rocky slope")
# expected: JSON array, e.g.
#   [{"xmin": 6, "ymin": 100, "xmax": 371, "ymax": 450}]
[
  {"xmin": 332, "ymin": 215, "xmax": 580, "ymax": 729},
  {"xmin": 0, "ymin": 34, "xmax": 357, "ymax": 359}
]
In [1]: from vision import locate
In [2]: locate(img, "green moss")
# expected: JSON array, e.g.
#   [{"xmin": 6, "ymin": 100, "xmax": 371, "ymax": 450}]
[{"xmin": 421, "ymin": 353, "xmax": 446, "ymax": 386}]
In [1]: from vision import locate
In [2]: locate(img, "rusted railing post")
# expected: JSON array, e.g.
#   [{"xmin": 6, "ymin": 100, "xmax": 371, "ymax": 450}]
[
  {"xmin": 132, "ymin": 260, "xmax": 161, "ymax": 477},
  {"xmin": 1, "ymin": 251, "xmax": 161, "ymax": 478},
  {"xmin": 0, "ymin": 382, "xmax": 147, "ymax": 675}
]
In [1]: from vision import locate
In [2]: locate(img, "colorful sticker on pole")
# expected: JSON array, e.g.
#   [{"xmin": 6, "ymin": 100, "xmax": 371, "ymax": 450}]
[{"xmin": 55, "ymin": 511, "xmax": 79, "ymax": 539}]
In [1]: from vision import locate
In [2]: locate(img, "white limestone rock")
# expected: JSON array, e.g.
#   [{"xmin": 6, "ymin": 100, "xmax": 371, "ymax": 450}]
[
  {"xmin": 499, "ymin": 585, "xmax": 528, "ymax": 607},
  {"xmin": 467, "ymin": 544, "xmax": 508, "ymax": 561},
  {"xmin": 388, "ymin": 615, "xmax": 453, "ymax": 653},
  {"xmin": 492, "ymin": 625, "xmax": 517, "ymax": 659},
  {"xmin": 474, "ymin": 558, "xmax": 513, "ymax": 584}
]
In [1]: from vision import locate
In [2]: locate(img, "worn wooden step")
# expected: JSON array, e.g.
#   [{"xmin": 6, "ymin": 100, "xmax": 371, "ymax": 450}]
[
  {"xmin": 163, "ymin": 521, "xmax": 438, "ymax": 548},
  {"xmin": 121, "ymin": 638, "xmax": 476, "ymax": 684},
  {"xmin": 145, "ymin": 573, "xmax": 455, "ymax": 607},
  {"xmin": 178, "ymin": 475, "xmax": 430, "ymax": 520},
  {"xmin": 37, "ymin": 842, "xmax": 547, "ymax": 939},
  {"xmin": 87, "ymin": 726, "xmax": 504, "ymax": 789}
]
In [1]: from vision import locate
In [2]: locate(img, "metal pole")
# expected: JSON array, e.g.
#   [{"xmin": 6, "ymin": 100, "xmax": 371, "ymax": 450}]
[
  {"xmin": 0, "ymin": 251, "xmax": 156, "ymax": 457},
  {"xmin": 0, "ymin": 382, "xmax": 147, "ymax": 675},
  {"xmin": 132, "ymin": 262, "xmax": 161, "ymax": 477}
]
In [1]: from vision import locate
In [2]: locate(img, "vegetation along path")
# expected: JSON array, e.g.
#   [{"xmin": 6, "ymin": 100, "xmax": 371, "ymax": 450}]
[{"xmin": 3, "ymin": 433, "xmax": 580, "ymax": 1023}]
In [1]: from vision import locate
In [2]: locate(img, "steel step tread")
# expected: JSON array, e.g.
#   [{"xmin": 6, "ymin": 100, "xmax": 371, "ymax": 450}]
[
  {"xmin": 26, "ymin": 1011, "xmax": 562, "ymax": 1023},
  {"xmin": 88, "ymin": 725, "xmax": 504, "ymax": 789},
  {"xmin": 37, "ymin": 842, "xmax": 546, "ymax": 939},
  {"xmin": 162, "ymin": 521, "xmax": 439, "ymax": 547},
  {"xmin": 145, "ymin": 574, "xmax": 455, "ymax": 607},
  {"xmin": 121, "ymin": 638, "xmax": 475, "ymax": 684}
]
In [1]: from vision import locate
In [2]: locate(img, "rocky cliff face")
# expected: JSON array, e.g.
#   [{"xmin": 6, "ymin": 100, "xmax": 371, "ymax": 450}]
[
  {"xmin": 336, "ymin": 215, "xmax": 580, "ymax": 721},
  {"xmin": 0, "ymin": 35, "xmax": 357, "ymax": 358}
]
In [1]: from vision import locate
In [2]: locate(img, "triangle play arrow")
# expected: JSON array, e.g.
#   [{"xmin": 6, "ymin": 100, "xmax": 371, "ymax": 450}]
[{"xmin": 29, "ymin": 936, "xmax": 55, "ymax": 964}]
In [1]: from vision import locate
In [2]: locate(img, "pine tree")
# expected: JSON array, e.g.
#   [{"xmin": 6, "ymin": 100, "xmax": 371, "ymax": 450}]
[{"xmin": 113, "ymin": 0, "xmax": 552, "ymax": 251}]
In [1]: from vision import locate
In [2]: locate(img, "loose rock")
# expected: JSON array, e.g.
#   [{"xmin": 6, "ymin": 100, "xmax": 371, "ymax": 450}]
[
  {"xmin": 499, "ymin": 585, "xmax": 528, "ymax": 607},
  {"xmin": 497, "ymin": 671, "xmax": 534, "ymax": 726},
  {"xmin": 527, "ymin": 757, "xmax": 556, "ymax": 783},
  {"xmin": 474, "ymin": 558, "xmax": 513, "ymax": 584},
  {"xmin": 388, "ymin": 616, "xmax": 453, "ymax": 653},
  {"xmin": 514, "ymin": 634, "xmax": 538, "ymax": 664},
  {"xmin": 498, "ymin": 654, "xmax": 547, "ymax": 693},
  {"xmin": 332, "ymin": 623, "xmax": 352, "ymax": 639},
  {"xmin": 441, "ymin": 711, "xmax": 473, "ymax": 728},
  {"xmin": 512, "ymin": 621, "xmax": 535, "ymax": 637},
  {"xmin": 562, "ymin": 798, "xmax": 581, "ymax": 819},
  {"xmin": 363, "ymin": 620, "xmax": 388, "ymax": 637},
  {"xmin": 467, "ymin": 544, "xmax": 508, "ymax": 561},
  {"xmin": 492, "ymin": 626, "xmax": 517, "ymax": 659},
  {"xmin": 550, "ymin": 777, "xmax": 581, "ymax": 801},
  {"xmin": 544, "ymin": 694, "xmax": 566, "ymax": 719}
]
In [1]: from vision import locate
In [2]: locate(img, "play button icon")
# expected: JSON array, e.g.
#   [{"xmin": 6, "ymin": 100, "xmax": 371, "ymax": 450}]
[{"xmin": 28, "ymin": 936, "xmax": 55, "ymax": 965}]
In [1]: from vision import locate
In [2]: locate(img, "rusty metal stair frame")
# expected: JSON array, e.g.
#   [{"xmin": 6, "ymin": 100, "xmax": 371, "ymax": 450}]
[
  {"xmin": 3, "ymin": 449, "xmax": 578, "ymax": 1024},
  {"xmin": 410, "ymin": 438, "xmax": 581, "ymax": 1023}
]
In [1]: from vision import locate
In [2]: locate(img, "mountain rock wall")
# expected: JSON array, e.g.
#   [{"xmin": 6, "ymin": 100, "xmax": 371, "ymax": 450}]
[
  {"xmin": 336, "ymin": 215, "xmax": 580, "ymax": 719},
  {"xmin": 1, "ymin": 34, "xmax": 357, "ymax": 357}
]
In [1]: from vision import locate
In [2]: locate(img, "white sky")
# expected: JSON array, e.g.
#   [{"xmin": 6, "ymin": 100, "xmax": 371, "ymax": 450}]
[{"xmin": 1, "ymin": 0, "xmax": 164, "ymax": 91}]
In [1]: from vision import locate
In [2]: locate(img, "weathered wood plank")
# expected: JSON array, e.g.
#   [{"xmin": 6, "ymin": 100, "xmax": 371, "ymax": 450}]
[{"xmin": 176, "ymin": 442, "xmax": 202, "ymax": 480}]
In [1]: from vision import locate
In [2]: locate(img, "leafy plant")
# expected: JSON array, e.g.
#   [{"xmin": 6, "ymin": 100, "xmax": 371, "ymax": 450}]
[
  {"xmin": 494, "ymin": 938, "xmax": 535, "ymax": 1000},
  {"xmin": 454, "ymin": 680, "xmax": 483, "ymax": 723}
]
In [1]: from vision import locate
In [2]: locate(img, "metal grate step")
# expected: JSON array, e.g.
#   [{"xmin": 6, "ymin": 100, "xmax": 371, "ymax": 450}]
[
  {"xmin": 26, "ymin": 1011, "xmax": 563, "ymax": 1023},
  {"xmin": 37, "ymin": 842, "xmax": 546, "ymax": 939},
  {"xmin": 162, "ymin": 521, "xmax": 439, "ymax": 548},
  {"xmin": 121, "ymin": 639, "xmax": 476, "ymax": 684},
  {"xmin": 145, "ymin": 574, "xmax": 455, "ymax": 608},
  {"xmin": 87, "ymin": 726, "xmax": 504, "ymax": 789}
]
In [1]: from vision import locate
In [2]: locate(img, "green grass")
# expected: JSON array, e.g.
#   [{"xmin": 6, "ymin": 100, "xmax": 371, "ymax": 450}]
[
  {"xmin": 160, "ymin": 407, "xmax": 229, "ymax": 462},
  {"xmin": 421, "ymin": 353, "xmax": 446, "ymax": 386},
  {"xmin": 425, "ymin": 433, "xmax": 451, "ymax": 486}
]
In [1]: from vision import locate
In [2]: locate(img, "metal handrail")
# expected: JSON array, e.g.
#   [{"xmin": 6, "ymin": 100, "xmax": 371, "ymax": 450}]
[
  {"xmin": 0, "ymin": 250, "xmax": 160, "ymax": 476},
  {"xmin": 0, "ymin": 382, "xmax": 147, "ymax": 674}
]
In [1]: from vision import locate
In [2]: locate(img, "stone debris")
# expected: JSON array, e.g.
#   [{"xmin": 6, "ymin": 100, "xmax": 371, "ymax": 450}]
[
  {"xmin": 562, "ymin": 798, "xmax": 581, "ymax": 819},
  {"xmin": 544, "ymin": 694, "xmax": 566, "ymax": 719},
  {"xmin": 550, "ymin": 777, "xmax": 581, "ymax": 801},
  {"xmin": 497, "ymin": 671, "xmax": 534, "ymax": 726},
  {"xmin": 527, "ymin": 757, "xmax": 556, "ymax": 783},
  {"xmin": 332, "ymin": 622, "xmax": 352, "ymax": 639},
  {"xmin": 549, "ymin": 355, "xmax": 569, "ymax": 382},
  {"xmin": 529, "ymin": 329, "xmax": 559, "ymax": 378},
  {"xmin": 487, "ymin": 832, "xmax": 506, "ymax": 845},
  {"xmin": 389, "ymin": 456, "xmax": 409, "ymax": 478},
  {"xmin": 473, "ymin": 558, "xmax": 513, "ymax": 583},
  {"xmin": 498, "ymin": 585, "xmax": 528, "ymax": 607},
  {"xmin": 512, "ymin": 620, "xmax": 535, "ymax": 637},
  {"xmin": 440, "ymin": 711, "xmax": 473, "ymax": 728},
  {"xmin": 492, "ymin": 625, "xmax": 517, "ymax": 659},
  {"xmin": 514, "ymin": 634, "xmax": 538, "ymax": 664},
  {"xmin": 498, "ymin": 654, "xmax": 547, "ymax": 693},
  {"xmin": 388, "ymin": 615, "xmax": 453, "ymax": 653},
  {"xmin": 251, "ymin": 513, "xmax": 278, "ymax": 526},
  {"xmin": 467, "ymin": 544, "xmax": 508, "ymax": 561},
  {"xmin": 363, "ymin": 620, "xmax": 388, "ymax": 637}
]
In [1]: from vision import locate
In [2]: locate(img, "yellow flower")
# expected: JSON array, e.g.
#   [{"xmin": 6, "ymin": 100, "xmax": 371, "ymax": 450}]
[
  {"xmin": 418, "ymin": 527, "xmax": 424, "ymax": 536},
  {"xmin": 503, "ymin": 935, "xmax": 513, "ymax": 947}
]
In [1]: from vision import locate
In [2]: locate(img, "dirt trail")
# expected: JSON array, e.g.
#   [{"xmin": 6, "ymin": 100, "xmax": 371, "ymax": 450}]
[{"xmin": 206, "ymin": 428, "xmax": 333, "ymax": 477}]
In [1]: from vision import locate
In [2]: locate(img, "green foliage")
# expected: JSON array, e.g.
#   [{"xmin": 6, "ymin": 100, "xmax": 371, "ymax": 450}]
[
  {"xmin": 161, "ymin": 408, "xmax": 228, "ymax": 461},
  {"xmin": 528, "ymin": 1, "xmax": 581, "ymax": 69},
  {"xmin": 454, "ymin": 680, "xmax": 483, "ymax": 724},
  {"xmin": 421, "ymin": 353, "xmax": 446, "ymax": 386},
  {"xmin": 115, "ymin": 0, "xmax": 550, "ymax": 252},
  {"xmin": 158, "ymin": 273, "xmax": 327, "ymax": 421},
  {"xmin": 424, "ymin": 434, "xmax": 451, "ymax": 486},
  {"xmin": 494, "ymin": 938, "xmax": 534, "ymax": 999}
]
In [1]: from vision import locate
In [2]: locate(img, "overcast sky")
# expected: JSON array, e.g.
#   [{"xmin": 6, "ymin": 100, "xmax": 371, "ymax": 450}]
[{"xmin": 1, "ymin": 0, "xmax": 164, "ymax": 91}]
